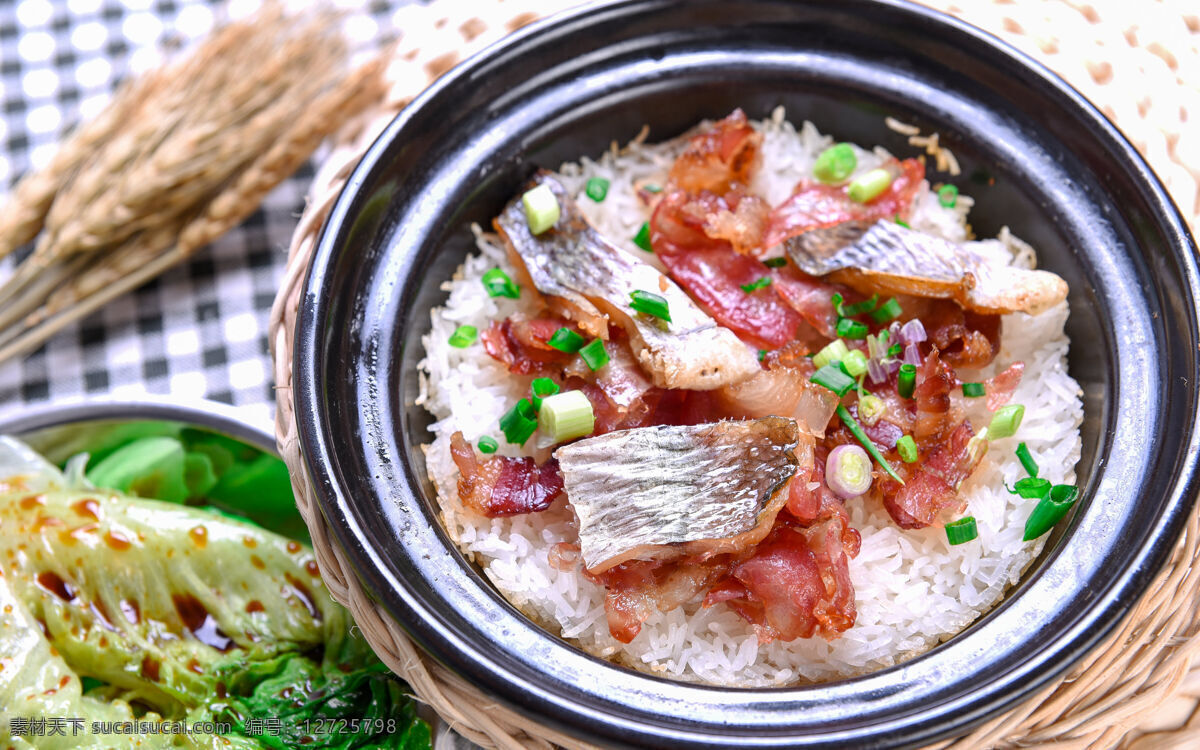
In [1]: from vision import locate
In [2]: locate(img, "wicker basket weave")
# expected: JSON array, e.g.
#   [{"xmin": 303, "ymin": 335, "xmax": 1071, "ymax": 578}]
[{"xmin": 269, "ymin": 1, "xmax": 1200, "ymax": 747}]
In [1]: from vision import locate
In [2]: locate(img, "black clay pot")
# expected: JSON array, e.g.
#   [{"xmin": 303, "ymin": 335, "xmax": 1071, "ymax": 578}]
[{"xmin": 293, "ymin": 1, "xmax": 1200, "ymax": 747}]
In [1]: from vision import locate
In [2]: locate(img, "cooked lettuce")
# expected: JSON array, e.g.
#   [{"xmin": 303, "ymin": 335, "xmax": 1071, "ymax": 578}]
[{"xmin": 0, "ymin": 435, "xmax": 429, "ymax": 749}]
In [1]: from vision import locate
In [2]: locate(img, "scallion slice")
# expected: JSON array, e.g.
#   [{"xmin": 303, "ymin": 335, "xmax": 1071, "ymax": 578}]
[
  {"xmin": 894, "ymin": 215, "xmax": 910, "ymax": 228},
  {"xmin": 812, "ymin": 339, "xmax": 851, "ymax": 370},
  {"xmin": 811, "ymin": 364, "xmax": 856, "ymax": 397},
  {"xmin": 896, "ymin": 435, "xmax": 918, "ymax": 463},
  {"xmin": 477, "ymin": 436, "xmax": 498, "ymax": 454},
  {"xmin": 630, "ymin": 290, "xmax": 671, "ymax": 321},
  {"xmin": 539, "ymin": 390, "xmax": 595, "ymax": 443},
  {"xmin": 837, "ymin": 405, "xmax": 903, "ymax": 483},
  {"xmin": 522, "ymin": 184, "xmax": 560, "ymax": 235},
  {"xmin": 871, "ymin": 297, "xmax": 903, "ymax": 324},
  {"xmin": 945, "ymin": 516, "xmax": 978, "ymax": 545},
  {"xmin": 1023, "ymin": 484, "xmax": 1079, "ymax": 541},
  {"xmin": 546, "ymin": 327, "xmax": 585, "ymax": 353},
  {"xmin": 499, "ymin": 398, "xmax": 538, "ymax": 446},
  {"xmin": 633, "ymin": 222, "xmax": 653, "ymax": 252},
  {"xmin": 482, "ymin": 268, "xmax": 520, "ymax": 299},
  {"xmin": 813, "ymin": 143, "xmax": 857, "ymax": 184},
  {"xmin": 988, "ymin": 404, "xmax": 1025, "ymax": 438},
  {"xmin": 962, "ymin": 382, "xmax": 986, "ymax": 398},
  {"xmin": 859, "ymin": 393, "xmax": 886, "ymax": 425},
  {"xmin": 842, "ymin": 294, "xmax": 879, "ymax": 316},
  {"xmin": 887, "ymin": 343, "xmax": 903, "ymax": 357},
  {"xmin": 1016, "ymin": 442, "xmax": 1038, "ymax": 477},
  {"xmin": 579, "ymin": 338, "xmax": 609, "ymax": 371},
  {"xmin": 938, "ymin": 184, "xmax": 959, "ymax": 208},
  {"xmin": 898, "ymin": 363, "xmax": 917, "ymax": 398},
  {"xmin": 585, "ymin": 177, "xmax": 610, "ymax": 202},
  {"xmin": 757, "ymin": 349, "xmax": 768, "ymax": 362},
  {"xmin": 741, "ymin": 277, "xmax": 772, "ymax": 293},
  {"xmin": 448, "ymin": 324, "xmax": 477, "ymax": 348},
  {"xmin": 643, "ymin": 184, "xmax": 663, "ymax": 194},
  {"xmin": 1011, "ymin": 476, "xmax": 1051, "ymax": 499},
  {"xmin": 842, "ymin": 349, "xmax": 868, "ymax": 377},
  {"xmin": 848, "ymin": 168, "xmax": 893, "ymax": 203},
  {"xmin": 530, "ymin": 377, "xmax": 560, "ymax": 411},
  {"xmin": 836, "ymin": 318, "xmax": 869, "ymax": 339},
  {"xmin": 763, "ymin": 257, "xmax": 788, "ymax": 268}
]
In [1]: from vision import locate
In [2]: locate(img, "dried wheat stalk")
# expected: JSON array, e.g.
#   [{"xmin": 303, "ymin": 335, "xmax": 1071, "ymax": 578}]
[{"xmin": 0, "ymin": 3, "xmax": 388, "ymax": 364}]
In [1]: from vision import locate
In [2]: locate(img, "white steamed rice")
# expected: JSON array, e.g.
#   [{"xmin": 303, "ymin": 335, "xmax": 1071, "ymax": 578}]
[{"xmin": 416, "ymin": 107, "xmax": 1084, "ymax": 686}]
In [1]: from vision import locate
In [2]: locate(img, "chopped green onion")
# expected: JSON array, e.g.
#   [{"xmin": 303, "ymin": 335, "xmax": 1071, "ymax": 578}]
[
  {"xmin": 1023, "ymin": 484, "xmax": 1079, "ymax": 541},
  {"xmin": 896, "ymin": 435, "xmax": 918, "ymax": 463},
  {"xmin": 757, "ymin": 349, "xmax": 768, "ymax": 362},
  {"xmin": 848, "ymin": 168, "xmax": 894, "ymax": 203},
  {"xmin": 539, "ymin": 390, "xmax": 595, "ymax": 443},
  {"xmin": 630, "ymin": 290, "xmax": 672, "ymax": 321},
  {"xmin": 887, "ymin": 343, "xmax": 903, "ymax": 357},
  {"xmin": 741, "ymin": 277, "xmax": 772, "ymax": 293},
  {"xmin": 530, "ymin": 377, "xmax": 560, "ymax": 411},
  {"xmin": 1016, "ymin": 442, "xmax": 1038, "ymax": 477},
  {"xmin": 842, "ymin": 349, "xmax": 868, "ymax": 377},
  {"xmin": 764, "ymin": 257, "xmax": 788, "ymax": 268},
  {"xmin": 477, "ymin": 436, "xmax": 498, "ymax": 454},
  {"xmin": 962, "ymin": 382, "xmax": 986, "ymax": 398},
  {"xmin": 826, "ymin": 444, "xmax": 873, "ymax": 498},
  {"xmin": 633, "ymin": 222, "xmax": 653, "ymax": 252},
  {"xmin": 1011, "ymin": 476, "xmax": 1051, "ymax": 499},
  {"xmin": 898, "ymin": 363, "xmax": 917, "ymax": 399},
  {"xmin": 938, "ymin": 184, "xmax": 959, "ymax": 208},
  {"xmin": 945, "ymin": 516, "xmax": 978, "ymax": 545},
  {"xmin": 584, "ymin": 177, "xmax": 610, "ymax": 202},
  {"xmin": 579, "ymin": 338, "xmax": 609, "ymax": 371},
  {"xmin": 546, "ymin": 327, "xmax": 585, "ymax": 353},
  {"xmin": 894, "ymin": 215, "xmax": 910, "ymax": 228},
  {"xmin": 499, "ymin": 398, "xmax": 538, "ymax": 445},
  {"xmin": 988, "ymin": 404, "xmax": 1025, "ymax": 438},
  {"xmin": 836, "ymin": 318, "xmax": 869, "ymax": 339},
  {"xmin": 811, "ymin": 364, "xmax": 856, "ymax": 397},
  {"xmin": 813, "ymin": 339, "xmax": 851, "ymax": 370},
  {"xmin": 448, "ymin": 324, "xmax": 477, "ymax": 348},
  {"xmin": 522, "ymin": 183, "xmax": 560, "ymax": 234},
  {"xmin": 482, "ymin": 268, "xmax": 520, "ymax": 299},
  {"xmin": 836, "ymin": 405, "xmax": 903, "ymax": 484},
  {"xmin": 871, "ymin": 297, "xmax": 903, "ymax": 324},
  {"xmin": 842, "ymin": 294, "xmax": 880, "ymax": 316},
  {"xmin": 643, "ymin": 184, "xmax": 663, "ymax": 193},
  {"xmin": 831, "ymin": 292, "xmax": 844, "ymax": 316},
  {"xmin": 858, "ymin": 394, "xmax": 886, "ymax": 426},
  {"xmin": 813, "ymin": 143, "xmax": 858, "ymax": 184}
]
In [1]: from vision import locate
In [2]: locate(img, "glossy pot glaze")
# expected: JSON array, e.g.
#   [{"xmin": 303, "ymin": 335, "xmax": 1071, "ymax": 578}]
[{"xmin": 294, "ymin": 1, "xmax": 1200, "ymax": 747}]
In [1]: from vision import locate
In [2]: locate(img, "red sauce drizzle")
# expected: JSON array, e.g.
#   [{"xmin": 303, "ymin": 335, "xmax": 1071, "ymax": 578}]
[
  {"xmin": 189, "ymin": 526, "xmax": 208, "ymax": 548},
  {"xmin": 245, "ymin": 600, "xmax": 264, "ymax": 613},
  {"xmin": 172, "ymin": 593, "xmax": 234, "ymax": 652},
  {"xmin": 104, "ymin": 531, "xmax": 131, "ymax": 551},
  {"xmin": 283, "ymin": 573, "xmax": 321, "ymax": 621},
  {"xmin": 304, "ymin": 560, "xmax": 319, "ymax": 577},
  {"xmin": 36, "ymin": 571, "xmax": 76, "ymax": 602},
  {"xmin": 140, "ymin": 655, "xmax": 160, "ymax": 681},
  {"xmin": 186, "ymin": 659, "xmax": 204, "ymax": 675},
  {"xmin": 71, "ymin": 499, "xmax": 99, "ymax": 520}
]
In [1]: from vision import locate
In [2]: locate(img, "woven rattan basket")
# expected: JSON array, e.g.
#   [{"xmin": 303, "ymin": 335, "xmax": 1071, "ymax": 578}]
[{"xmin": 269, "ymin": 1, "xmax": 1200, "ymax": 747}]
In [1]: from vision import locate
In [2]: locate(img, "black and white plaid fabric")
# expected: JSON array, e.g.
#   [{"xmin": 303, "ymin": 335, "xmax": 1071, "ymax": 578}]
[{"xmin": 0, "ymin": 0, "xmax": 412, "ymax": 429}]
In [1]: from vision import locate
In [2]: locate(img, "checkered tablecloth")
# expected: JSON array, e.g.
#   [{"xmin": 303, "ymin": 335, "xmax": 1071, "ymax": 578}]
[{"xmin": 0, "ymin": 0, "xmax": 414, "ymax": 430}]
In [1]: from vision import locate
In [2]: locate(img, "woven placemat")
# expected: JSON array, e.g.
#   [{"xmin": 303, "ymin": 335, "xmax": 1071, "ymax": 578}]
[{"xmin": 269, "ymin": 1, "xmax": 1200, "ymax": 748}]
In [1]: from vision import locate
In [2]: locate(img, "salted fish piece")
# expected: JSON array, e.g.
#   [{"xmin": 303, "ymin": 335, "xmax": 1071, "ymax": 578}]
[
  {"xmin": 495, "ymin": 171, "xmax": 759, "ymax": 391},
  {"xmin": 554, "ymin": 417, "xmax": 801, "ymax": 574},
  {"xmin": 784, "ymin": 220, "xmax": 1068, "ymax": 315}
]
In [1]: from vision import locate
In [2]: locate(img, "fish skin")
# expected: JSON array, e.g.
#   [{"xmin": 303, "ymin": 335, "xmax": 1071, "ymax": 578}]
[
  {"xmin": 784, "ymin": 220, "xmax": 1069, "ymax": 315},
  {"xmin": 554, "ymin": 417, "xmax": 802, "ymax": 574},
  {"xmin": 495, "ymin": 171, "xmax": 760, "ymax": 391}
]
